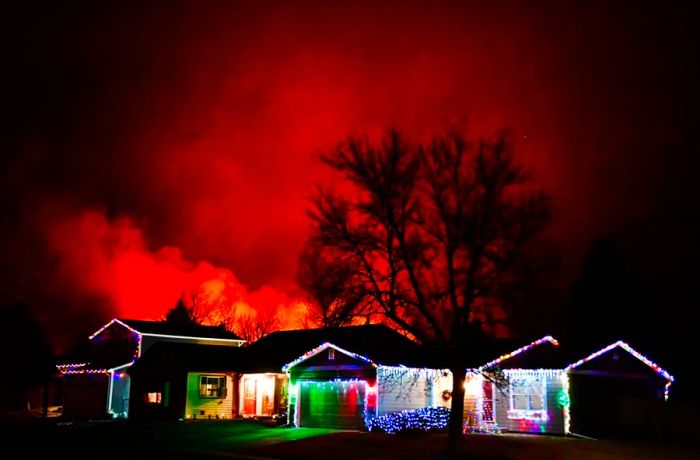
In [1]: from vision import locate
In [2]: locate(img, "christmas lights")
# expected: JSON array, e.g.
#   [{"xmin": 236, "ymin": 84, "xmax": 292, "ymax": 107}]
[
  {"xmin": 282, "ymin": 342, "xmax": 378, "ymax": 371},
  {"xmin": 503, "ymin": 369, "xmax": 563, "ymax": 379},
  {"xmin": 367, "ymin": 406, "xmax": 450, "ymax": 433},
  {"xmin": 89, "ymin": 318, "xmax": 139, "ymax": 339},
  {"xmin": 56, "ymin": 362, "xmax": 88, "ymax": 369},
  {"xmin": 507, "ymin": 409, "xmax": 548, "ymax": 421},
  {"xmin": 565, "ymin": 340, "xmax": 674, "ymax": 400},
  {"xmin": 61, "ymin": 368, "xmax": 110, "ymax": 375},
  {"xmin": 477, "ymin": 336, "xmax": 559, "ymax": 371},
  {"xmin": 89, "ymin": 317, "xmax": 244, "ymax": 344},
  {"xmin": 559, "ymin": 372, "xmax": 570, "ymax": 434}
]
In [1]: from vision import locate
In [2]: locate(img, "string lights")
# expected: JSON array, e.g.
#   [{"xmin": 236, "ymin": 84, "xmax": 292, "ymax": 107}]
[
  {"xmin": 564, "ymin": 340, "xmax": 675, "ymax": 400},
  {"xmin": 282, "ymin": 342, "xmax": 378, "ymax": 371},
  {"xmin": 367, "ymin": 406, "xmax": 450, "ymax": 433},
  {"xmin": 477, "ymin": 336, "xmax": 559, "ymax": 371}
]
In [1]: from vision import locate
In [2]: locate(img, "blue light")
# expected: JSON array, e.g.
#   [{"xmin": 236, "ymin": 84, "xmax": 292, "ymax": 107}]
[{"xmin": 367, "ymin": 406, "xmax": 450, "ymax": 434}]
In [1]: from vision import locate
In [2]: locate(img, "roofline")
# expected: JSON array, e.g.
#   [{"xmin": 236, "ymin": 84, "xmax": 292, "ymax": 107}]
[
  {"xmin": 565, "ymin": 340, "xmax": 674, "ymax": 382},
  {"xmin": 476, "ymin": 335, "xmax": 559, "ymax": 371},
  {"xmin": 282, "ymin": 342, "xmax": 378, "ymax": 371},
  {"xmin": 89, "ymin": 317, "xmax": 245, "ymax": 343},
  {"xmin": 89, "ymin": 318, "xmax": 139, "ymax": 339},
  {"xmin": 140, "ymin": 332, "xmax": 245, "ymax": 343},
  {"xmin": 109, "ymin": 362, "xmax": 134, "ymax": 372}
]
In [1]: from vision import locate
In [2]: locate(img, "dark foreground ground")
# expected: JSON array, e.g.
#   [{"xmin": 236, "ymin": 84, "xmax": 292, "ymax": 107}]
[{"xmin": 2, "ymin": 417, "xmax": 698, "ymax": 459}]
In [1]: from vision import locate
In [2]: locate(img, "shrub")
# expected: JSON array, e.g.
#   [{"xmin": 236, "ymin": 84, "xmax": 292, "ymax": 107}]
[{"xmin": 367, "ymin": 406, "xmax": 450, "ymax": 434}]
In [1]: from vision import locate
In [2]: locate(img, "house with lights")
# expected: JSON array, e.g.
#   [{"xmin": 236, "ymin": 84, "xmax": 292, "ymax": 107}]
[
  {"xmin": 57, "ymin": 318, "xmax": 245, "ymax": 420},
  {"xmin": 128, "ymin": 324, "xmax": 425, "ymax": 424},
  {"xmin": 240, "ymin": 324, "xmax": 427, "ymax": 428},
  {"xmin": 279, "ymin": 333, "xmax": 674, "ymax": 436},
  {"xmin": 458, "ymin": 336, "xmax": 675, "ymax": 437},
  {"xmin": 127, "ymin": 342, "xmax": 246, "ymax": 420}
]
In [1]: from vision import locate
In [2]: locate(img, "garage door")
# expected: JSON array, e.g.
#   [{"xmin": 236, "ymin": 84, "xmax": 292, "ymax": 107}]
[{"xmin": 299, "ymin": 381, "xmax": 365, "ymax": 429}]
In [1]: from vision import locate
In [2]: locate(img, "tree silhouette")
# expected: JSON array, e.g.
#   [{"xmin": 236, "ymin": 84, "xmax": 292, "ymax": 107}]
[
  {"xmin": 0, "ymin": 302, "xmax": 54, "ymax": 412},
  {"xmin": 231, "ymin": 310, "xmax": 280, "ymax": 343},
  {"xmin": 307, "ymin": 130, "xmax": 550, "ymax": 448},
  {"xmin": 297, "ymin": 240, "xmax": 368, "ymax": 327},
  {"xmin": 163, "ymin": 297, "xmax": 200, "ymax": 327}
]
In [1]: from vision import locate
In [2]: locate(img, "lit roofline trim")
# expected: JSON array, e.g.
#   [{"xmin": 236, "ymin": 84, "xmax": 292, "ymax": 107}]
[
  {"xmin": 565, "ymin": 340, "xmax": 675, "ymax": 401},
  {"xmin": 282, "ymin": 342, "xmax": 378, "ymax": 371},
  {"xmin": 89, "ymin": 317, "xmax": 245, "ymax": 343},
  {"xmin": 140, "ymin": 333, "xmax": 245, "ymax": 343},
  {"xmin": 476, "ymin": 335, "xmax": 559, "ymax": 371},
  {"xmin": 109, "ymin": 362, "xmax": 134, "ymax": 372},
  {"xmin": 565, "ymin": 340, "xmax": 674, "ymax": 381},
  {"xmin": 89, "ymin": 318, "xmax": 139, "ymax": 339}
]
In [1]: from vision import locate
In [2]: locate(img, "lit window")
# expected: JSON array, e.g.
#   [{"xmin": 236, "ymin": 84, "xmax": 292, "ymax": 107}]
[
  {"xmin": 146, "ymin": 392, "xmax": 161, "ymax": 404},
  {"xmin": 328, "ymin": 348, "xmax": 335, "ymax": 360},
  {"xmin": 508, "ymin": 377, "xmax": 547, "ymax": 420},
  {"xmin": 200, "ymin": 375, "xmax": 227, "ymax": 398}
]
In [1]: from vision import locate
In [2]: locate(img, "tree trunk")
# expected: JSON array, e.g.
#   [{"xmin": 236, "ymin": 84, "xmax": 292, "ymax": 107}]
[{"xmin": 447, "ymin": 365, "xmax": 466, "ymax": 454}]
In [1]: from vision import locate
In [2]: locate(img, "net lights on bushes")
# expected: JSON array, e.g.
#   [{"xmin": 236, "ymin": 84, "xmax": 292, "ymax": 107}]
[
  {"xmin": 565, "ymin": 340, "xmax": 675, "ymax": 400},
  {"xmin": 367, "ymin": 406, "xmax": 450, "ymax": 433}
]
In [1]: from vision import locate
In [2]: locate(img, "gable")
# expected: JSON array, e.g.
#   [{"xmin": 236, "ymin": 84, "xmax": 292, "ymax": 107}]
[
  {"xmin": 283, "ymin": 342, "xmax": 376, "ymax": 371},
  {"xmin": 566, "ymin": 341, "xmax": 673, "ymax": 381}
]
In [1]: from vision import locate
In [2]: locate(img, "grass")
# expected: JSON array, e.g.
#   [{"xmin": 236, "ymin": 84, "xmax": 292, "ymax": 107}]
[
  {"xmin": 2, "ymin": 418, "xmax": 698, "ymax": 459},
  {"xmin": 249, "ymin": 431, "xmax": 700, "ymax": 460}
]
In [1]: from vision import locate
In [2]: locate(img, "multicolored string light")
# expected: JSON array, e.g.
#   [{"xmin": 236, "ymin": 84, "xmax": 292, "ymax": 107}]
[
  {"xmin": 282, "ymin": 342, "xmax": 377, "ymax": 371},
  {"xmin": 89, "ymin": 318, "xmax": 140, "ymax": 340},
  {"xmin": 477, "ymin": 336, "xmax": 559, "ymax": 371},
  {"xmin": 61, "ymin": 368, "xmax": 110, "ymax": 375},
  {"xmin": 565, "ymin": 340, "xmax": 674, "ymax": 400}
]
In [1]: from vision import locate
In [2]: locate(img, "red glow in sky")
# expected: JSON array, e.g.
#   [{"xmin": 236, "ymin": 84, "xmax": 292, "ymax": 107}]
[{"xmin": 2, "ymin": 1, "xmax": 695, "ymax": 343}]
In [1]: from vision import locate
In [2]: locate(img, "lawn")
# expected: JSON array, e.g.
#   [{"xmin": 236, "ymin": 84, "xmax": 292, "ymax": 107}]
[
  {"xmin": 248, "ymin": 431, "xmax": 699, "ymax": 460},
  {"xmin": 3, "ymin": 418, "xmax": 698, "ymax": 459}
]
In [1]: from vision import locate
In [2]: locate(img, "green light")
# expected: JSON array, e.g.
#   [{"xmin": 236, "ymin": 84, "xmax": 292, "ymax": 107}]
[{"xmin": 557, "ymin": 389, "xmax": 570, "ymax": 408}]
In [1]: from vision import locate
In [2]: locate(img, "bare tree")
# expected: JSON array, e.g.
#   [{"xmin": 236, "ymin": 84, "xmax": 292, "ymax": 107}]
[
  {"xmin": 307, "ymin": 130, "xmax": 550, "ymax": 449},
  {"xmin": 232, "ymin": 310, "xmax": 280, "ymax": 343},
  {"xmin": 296, "ymin": 240, "xmax": 368, "ymax": 327}
]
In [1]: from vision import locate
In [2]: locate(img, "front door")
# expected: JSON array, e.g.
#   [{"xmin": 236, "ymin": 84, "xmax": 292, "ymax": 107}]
[{"xmin": 243, "ymin": 378, "xmax": 256, "ymax": 415}]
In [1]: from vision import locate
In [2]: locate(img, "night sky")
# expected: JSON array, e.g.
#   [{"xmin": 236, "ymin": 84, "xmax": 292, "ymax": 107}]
[{"xmin": 1, "ymin": 1, "xmax": 698, "ymax": 391}]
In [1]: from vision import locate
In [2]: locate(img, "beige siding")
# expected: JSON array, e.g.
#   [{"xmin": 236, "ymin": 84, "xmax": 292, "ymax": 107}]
[
  {"xmin": 493, "ymin": 372, "xmax": 567, "ymax": 434},
  {"xmin": 185, "ymin": 373, "xmax": 234, "ymax": 419},
  {"xmin": 377, "ymin": 368, "xmax": 450, "ymax": 415}
]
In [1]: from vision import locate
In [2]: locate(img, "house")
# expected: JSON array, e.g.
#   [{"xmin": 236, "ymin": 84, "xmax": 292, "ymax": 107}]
[
  {"xmin": 460, "ymin": 336, "xmax": 674, "ymax": 437},
  {"xmin": 128, "ymin": 342, "xmax": 245, "ymax": 420},
  {"xmin": 463, "ymin": 335, "xmax": 570, "ymax": 434},
  {"xmin": 245, "ymin": 324, "xmax": 426, "ymax": 429},
  {"xmin": 57, "ymin": 318, "xmax": 244, "ymax": 420},
  {"xmin": 282, "ymin": 332, "xmax": 674, "ymax": 436},
  {"xmin": 564, "ymin": 340, "xmax": 675, "ymax": 438}
]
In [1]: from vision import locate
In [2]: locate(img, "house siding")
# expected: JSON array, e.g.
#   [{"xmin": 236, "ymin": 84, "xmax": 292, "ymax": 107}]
[
  {"xmin": 185, "ymin": 372, "xmax": 234, "ymax": 419},
  {"xmin": 493, "ymin": 372, "xmax": 567, "ymax": 434},
  {"xmin": 377, "ymin": 368, "xmax": 451, "ymax": 415}
]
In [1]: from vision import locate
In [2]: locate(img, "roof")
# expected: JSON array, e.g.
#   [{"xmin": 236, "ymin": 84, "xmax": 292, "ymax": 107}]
[
  {"xmin": 94, "ymin": 318, "xmax": 244, "ymax": 341},
  {"xmin": 476, "ymin": 336, "xmax": 565, "ymax": 370},
  {"xmin": 242, "ymin": 324, "xmax": 423, "ymax": 372},
  {"xmin": 129, "ymin": 342, "xmax": 247, "ymax": 376}
]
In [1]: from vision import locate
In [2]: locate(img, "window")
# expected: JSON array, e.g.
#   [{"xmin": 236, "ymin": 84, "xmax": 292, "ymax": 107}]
[
  {"xmin": 328, "ymin": 348, "xmax": 335, "ymax": 360},
  {"xmin": 508, "ymin": 377, "xmax": 547, "ymax": 421},
  {"xmin": 200, "ymin": 375, "xmax": 227, "ymax": 398},
  {"xmin": 146, "ymin": 392, "xmax": 161, "ymax": 404}
]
